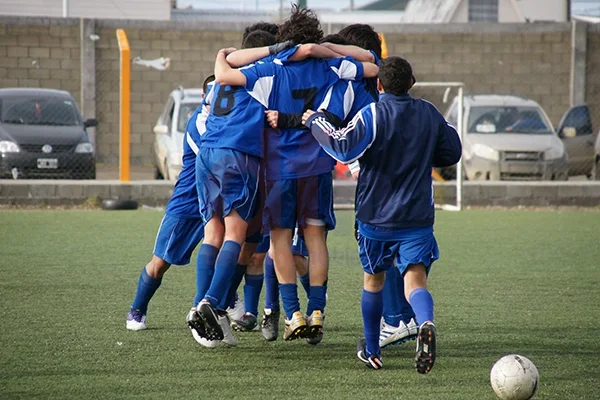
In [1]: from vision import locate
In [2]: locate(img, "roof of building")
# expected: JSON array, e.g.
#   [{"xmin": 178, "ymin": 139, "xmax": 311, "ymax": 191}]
[{"xmin": 358, "ymin": 0, "xmax": 410, "ymax": 11}]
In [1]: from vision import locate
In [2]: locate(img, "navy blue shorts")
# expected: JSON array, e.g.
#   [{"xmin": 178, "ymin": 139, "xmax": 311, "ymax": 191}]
[
  {"xmin": 263, "ymin": 173, "xmax": 335, "ymax": 234},
  {"xmin": 254, "ymin": 228, "xmax": 309, "ymax": 257},
  {"xmin": 358, "ymin": 227, "xmax": 439, "ymax": 275},
  {"xmin": 196, "ymin": 147, "xmax": 260, "ymax": 222},
  {"xmin": 153, "ymin": 214, "xmax": 205, "ymax": 266}
]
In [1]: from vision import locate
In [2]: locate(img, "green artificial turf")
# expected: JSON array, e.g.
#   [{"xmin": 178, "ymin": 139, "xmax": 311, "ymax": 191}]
[{"xmin": 0, "ymin": 209, "xmax": 598, "ymax": 399}]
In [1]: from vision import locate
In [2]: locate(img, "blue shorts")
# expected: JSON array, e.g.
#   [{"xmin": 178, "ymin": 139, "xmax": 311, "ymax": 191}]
[
  {"xmin": 196, "ymin": 147, "xmax": 260, "ymax": 222},
  {"xmin": 153, "ymin": 214, "xmax": 205, "ymax": 266},
  {"xmin": 358, "ymin": 226, "xmax": 439, "ymax": 275},
  {"xmin": 254, "ymin": 228, "xmax": 309, "ymax": 257},
  {"xmin": 263, "ymin": 173, "xmax": 335, "ymax": 234}
]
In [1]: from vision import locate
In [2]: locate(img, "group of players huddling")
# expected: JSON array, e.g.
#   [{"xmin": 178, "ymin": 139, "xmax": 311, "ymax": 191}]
[{"xmin": 125, "ymin": 6, "xmax": 461, "ymax": 373}]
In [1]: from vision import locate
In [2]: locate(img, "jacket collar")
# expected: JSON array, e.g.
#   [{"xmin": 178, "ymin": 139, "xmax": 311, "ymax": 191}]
[{"xmin": 380, "ymin": 93, "xmax": 412, "ymax": 101}]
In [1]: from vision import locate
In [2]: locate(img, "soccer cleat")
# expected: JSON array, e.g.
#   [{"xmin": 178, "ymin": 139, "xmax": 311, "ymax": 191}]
[
  {"xmin": 126, "ymin": 309, "xmax": 147, "ymax": 331},
  {"xmin": 226, "ymin": 296, "xmax": 244, "ymax": 323},
  {"xmin": 283, "ymin": 311, "xmax": 307, "ymax": 341},
  {"xmin": 415, "ymin": 321, "xmax": 437, "ymax": 374},
  {"xmin": 187, "ymin": 307, "xmax": 218, "ymax": 348},
  {"xmin": 379, "ymin": 319, "xmax": 418, "ymax": 348},
  {"xmin": 261, "ymin": 309, "xmax": 280, "ymax": 341},
  {"xmin": 356, "ymin": 339, "xmax": 383, "ymax": 370},
  {"xmin": 198, "ymin": 300, "xmax": 224, "ymax": 341},
  {"xmin": 232, "ymin": 312, "xmax": 258, "ymax": 332},
  {"xmin": 216, "ymin": 309, "xmax": 237, "ymax": 346},
  {"xmin": 305, "ymin": 311, "xmax": 325, "ymax": 345}
]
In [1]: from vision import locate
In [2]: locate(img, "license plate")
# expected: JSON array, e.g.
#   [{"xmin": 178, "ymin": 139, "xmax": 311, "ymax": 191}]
[{"xmin": 37, "ymin": 158, "xmax": 58, "ymax": 169}]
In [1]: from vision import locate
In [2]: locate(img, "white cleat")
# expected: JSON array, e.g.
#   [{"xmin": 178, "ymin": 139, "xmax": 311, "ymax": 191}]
[
  {"xmin": 218, "ymin": 310, "xmax": 238, "ymax": 346},
  {"xmin": 380, "ymin": 319, "xmax": 419, "ymax": 348},
  {"xmin": 226, "ymin": 297, "xmax": 244, "ymax": 323},
  {"xmin": 126, "ymin": 309, "xmax": 147, "ymax": 331}
]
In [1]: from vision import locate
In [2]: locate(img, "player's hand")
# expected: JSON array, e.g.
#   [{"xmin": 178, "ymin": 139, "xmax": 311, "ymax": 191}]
[
  {"xmin": 218, "ymin": 47, "xmax": 237, "ymax": 56},
  {"xmin": 265, "ymin": 110, "xmax": 279, "ymax": 128},
  {"xmin": 302, "ymin": 110, "xmax": 315, "ymax": 125},
  {"xmin": 352, "ymin": 171, "xmax": 359, "ymax": 180}
]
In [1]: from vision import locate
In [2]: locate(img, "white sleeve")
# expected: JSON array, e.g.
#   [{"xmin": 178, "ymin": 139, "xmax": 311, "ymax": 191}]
[{"xmin": 349, "ymin": 160, "xmax": 360, "ymax": 175}]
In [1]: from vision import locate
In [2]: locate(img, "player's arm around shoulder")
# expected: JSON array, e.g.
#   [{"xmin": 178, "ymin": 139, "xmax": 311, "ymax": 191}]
[
  {"xmin": 432, "ymin": 106, "xmax": 462, "ymax": 168},
  {"xmin": 214, "ymin": 48, "xmax": 247, "ymax": 86},
  {"xmin": 302, "ymin": 102, "xmax": 376, "ymax": 164}
]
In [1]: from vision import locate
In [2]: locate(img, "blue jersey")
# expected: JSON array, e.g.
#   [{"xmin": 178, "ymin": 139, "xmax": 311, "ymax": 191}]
[
  {"xmin": 323, "ymin": 79, "xmax": 377, "ymax": 127},
  {"xmin": 200, "ymin": 50, "xmax": 296, "ymax": 158},
  {"xmin": 241, "ymin": 57, "xmax": 364, "ymax": 180},
  {"xmin": 305, "ymin": 93, "xmax": 462, "ymax": 231},
  {"xmin": 164, "ymin": 104, "xmax": 208, "ymax": 219}
]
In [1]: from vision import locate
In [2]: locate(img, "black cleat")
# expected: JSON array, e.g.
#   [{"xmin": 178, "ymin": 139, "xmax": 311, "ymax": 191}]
[
  {"xmin": 415, "ymin": 322, "xmax": 436, "ymax": 374},
  {"xmin": 356, "ymin": 339, "xmax": 383, "ymax": 370},
  {"xmin": 261, "ymin": 309, "xmax": 280, "ymax": 341},
  {"xmin": 232, "ymin": 312, "xmax": 258, "ymax": 332},
  {"xmin": 198, "ymin": 301, "xmax": 224, "ymax": 341}
]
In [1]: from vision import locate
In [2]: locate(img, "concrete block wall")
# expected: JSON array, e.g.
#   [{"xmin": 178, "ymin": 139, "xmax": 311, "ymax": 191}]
[
  {"xmin": 0, "ymin": 19, "xmax": 81, "ymax": 105},
  {"xmin": 586, "ymin": 31, "xmax": 600, "ymax": 129}
]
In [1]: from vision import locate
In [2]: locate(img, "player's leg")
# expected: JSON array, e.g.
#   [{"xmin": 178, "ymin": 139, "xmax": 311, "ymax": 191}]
[
  {"xmin": 355, "ymin": 234, "xmax": 396, "ymax": 370},
  {"xmin": 235, "ymin": 247, "xmax": 264, "ymax": 331},
  {"xmin": 264, "ymin": 178, "xmax": 306, "ymax": 340},
  {"xmin": 221, "ymin": 241, "xmax": 256, "ymax": 325},
  {"xmin": 261, "ymin": 248, "xmax": 280, "ymax": 341},
  {"xmin": 299, "ymin": 173, "xmax": 335, "ymax": 342},
  {"xmin": 292, "ymin": 229, "xmax": 310, "ymax": 298},
  {"xmin": 380, "ymin": 264, "xmax": 418, "ymax": 348},
  {"xmin": 398, "ymin": 227, "xmax": 440, "ymax": 374}
]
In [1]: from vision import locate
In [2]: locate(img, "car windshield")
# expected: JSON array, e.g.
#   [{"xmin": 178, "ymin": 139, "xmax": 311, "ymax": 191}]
[
  {"xmin": 177, "ymin": 102, "xmax": 201, "ymax": 133},
  {"xmin": 468, "ymin": 106, "xmax": 552, "ymax": 134},
  {"xmin": 0, "ymin": 97, "xmax": 81, "ymax": 126}
]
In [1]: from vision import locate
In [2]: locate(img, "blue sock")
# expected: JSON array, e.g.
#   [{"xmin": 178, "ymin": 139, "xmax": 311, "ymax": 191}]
[
  {"xmin": 193, "ymin": 244, "xmax": 218, "ymax": 307},
  {"xmin": 205, "ymin": 241, "xmax": 242, "ymax": 306},
  {"xmin": 306, "ymin": 285, "xmax": 327, "ymax": 315},
  {"xmin": 382, "ymin": 267, "xmax": 402, "ymax": 327},
  {"xmin": 279, "ymin": 283, "xmax": 300, "ymax": 320},
  {"xmin": 244, "ymin": 273, "xmax": 264, "ymax": 316},
  {"xmin": 218, "ymin": 263, "xmax": 246, "ymax": 309},
  {"xmin": 362, "ymin": 289, "xmax": 383, "ymax": 357},
  {"xmin": 131, "ymin": 267, "xmax": 162, "ymax": 314},
  {"xmin": 298, "ymin": 273, "xmax": 311, "ymax": 298},
  {"xmin": 264, "ymin": 254, "xmax": 280, "ymax": 310},
  {"xmin": 398, "ymin": 278, "xmax": 416, "ymax": 324},
  {"xmin": 409, "ymin": 288, "xmax": 434, "ymax": 325}
]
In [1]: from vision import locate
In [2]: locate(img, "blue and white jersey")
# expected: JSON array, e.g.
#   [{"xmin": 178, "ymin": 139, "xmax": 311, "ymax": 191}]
[
  {"xmin": 199, "ymin": 49, "xmax": 297, "ymax": 158},
  {"xmin": 164, "ymin": 104, "xmax": 208, "ymax": 219},
  {"xmin": 305, "ymin": 93, "xmax": 462, "ymax": 231},
  {"xmin": 240, "ymin": 57, "xmax": 364, "ymax": 180},
  {"xmin": 322, "ymin": 79, "xmax": 377, "ymax": 127}
]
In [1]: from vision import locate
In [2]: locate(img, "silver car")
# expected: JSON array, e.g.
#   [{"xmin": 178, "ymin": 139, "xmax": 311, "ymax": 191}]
[
  {"xmin": 152, "ymin": 87, "xmax": 203, "ymax": 181},
  {"xmin": 443, "ymin": 95, "xmax": 568, "ymax": 181}
]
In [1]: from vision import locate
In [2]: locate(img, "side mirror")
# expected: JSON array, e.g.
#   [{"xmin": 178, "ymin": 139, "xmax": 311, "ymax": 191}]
[
  {"xmin": 84, "ymin": 118, "xmax": 98, "ymax": 128},
  {"xmin": 153, "ymin": 124, "xmax": 169, "ymax": 135}
]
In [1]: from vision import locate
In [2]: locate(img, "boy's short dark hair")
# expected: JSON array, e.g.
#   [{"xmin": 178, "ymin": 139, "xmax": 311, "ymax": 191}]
[
  {"xmin": 202, "ymin": 74, "xmax": 215, "ymax": 94},
  {"xmin": 319, "ymin": 34, "xmax": 349, "ymax": 46},
  {"xmin": 277, "ymin": 4, "xmax": 323, "ymax": 44},
  {"xmin": 378, "ymin": 56, "xmax": 414, "ymax": 96},
  {"xmin": 337, "ymin": 24, "xmax": 381, "ymax": 59},
  {"xmin": 242, "ymin": 30, "xmax": 277, "ymax": 49},
  {"xmin": 242, "ymin": 22, "xmax": 279, "ymax": 42}
]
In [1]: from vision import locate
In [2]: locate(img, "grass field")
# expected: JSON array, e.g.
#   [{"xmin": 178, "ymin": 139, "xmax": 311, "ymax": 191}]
[{"xmin": 1, "ymin": 209, "xmax": 599, "ymax": 399}]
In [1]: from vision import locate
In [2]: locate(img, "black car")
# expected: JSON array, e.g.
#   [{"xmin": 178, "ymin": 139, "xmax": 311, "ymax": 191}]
[{"xmin": 0, "ymin": 88, "xmax": 98, "ymax": 179}]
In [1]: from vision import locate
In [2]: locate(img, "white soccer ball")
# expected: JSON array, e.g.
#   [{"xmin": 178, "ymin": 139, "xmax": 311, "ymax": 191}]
[{"xmin": 490, "ymin": 354, "xmax": 539, "ymax": 400}]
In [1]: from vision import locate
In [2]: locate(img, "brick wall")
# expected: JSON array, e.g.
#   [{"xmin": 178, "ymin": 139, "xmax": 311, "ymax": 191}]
[
  {"xmin": 1, "ymin": 18, "xmax": 598, "ymax": 166},
  {"xmin": 0, "ymin": 21, "xmax": 81, "ymax": 104}
]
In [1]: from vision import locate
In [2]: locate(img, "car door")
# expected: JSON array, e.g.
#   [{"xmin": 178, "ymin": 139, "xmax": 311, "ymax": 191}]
[
  {"xmin": 156, "ymin": 96, "xmax": 175, "ymax": 179},
  {"xmin": 557, "ymin": 105, "xmax": 596, "ymax": 176}
]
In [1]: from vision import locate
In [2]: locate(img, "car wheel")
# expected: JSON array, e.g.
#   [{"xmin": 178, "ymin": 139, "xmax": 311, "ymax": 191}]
[
  {"xmin": 154, "ymin": 164, "xmax": 164, "ymax": 180},
  {"xmin": 101, "ymin": 198, "xmax": 139, "ymax": 210}
]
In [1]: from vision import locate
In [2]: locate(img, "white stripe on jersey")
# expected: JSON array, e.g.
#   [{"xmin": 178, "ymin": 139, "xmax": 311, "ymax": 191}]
[
  {"xmin": 343, "ymin": 82, "xmax": 355, "ymax": 121},
  {"xmin": 247, "ymin": 76, "xmax": 274, "ymax": 108},
  {"xmin": 330, "ymin": 59, "xmax": 359, "ymax": 80},
  {"xmin": 196, "ymin": 105, "xmax": 209, "ymax": 136},
  {"xmin": 186, "ymin": 132, "xmax": 199, "ymax": 155},
  {"xmin": 318, "ymin": 86, "xmax": 334, "ymax": 110}
]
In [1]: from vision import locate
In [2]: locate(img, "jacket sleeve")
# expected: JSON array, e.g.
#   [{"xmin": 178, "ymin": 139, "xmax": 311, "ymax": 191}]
[
  {"xmin": 433, "ymin": 116, "xmax": 462, "ymax": 168},
  {"xmin": 304, "ymin": 103, "xmax": 376, "ymax": 164}
]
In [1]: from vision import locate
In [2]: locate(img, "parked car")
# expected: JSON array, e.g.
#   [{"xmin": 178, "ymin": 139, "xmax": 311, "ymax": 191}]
[
  {"xmin": 554, "ymin": 104, "xmax": 597, "ymax": 178},
  {"xmin": 153, "ymin": 87, "xmax": 203, "ymax": 180},
  {"xmin": 0, "ymin": 88, "xmax": 97, "ymax": 179},
  {"xmin": 594, "ymin": 126, "xmax": 600, "ymax": 180},
  {"xmin": 441, "ymin": 95, "xmax": 568, "ymax": 181}
]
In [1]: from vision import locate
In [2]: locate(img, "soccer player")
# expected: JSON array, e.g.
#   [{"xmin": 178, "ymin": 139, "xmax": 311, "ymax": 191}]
[
  {"xmin": 125, "ymin": 74, "xmax": 215, "ymax": 331},
  {"xmin": 215, "ymin": 8, "xmax": 378, "ymax": 342},
  {"xmin": 190, "ymin": 29, "xmax": 297, "ymax": 343},
  {"xmin": 302, "ymin": 56, "xmax": 461, "ymax": 372}
]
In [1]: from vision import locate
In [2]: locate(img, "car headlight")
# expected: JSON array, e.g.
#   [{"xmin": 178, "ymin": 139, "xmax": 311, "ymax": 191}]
[
  {"xmin": 75, "ymin": 142, "xmax": 94, "ymax": 153},
  {"xmin": 544, "ymin": 147, "xmax": 563, "ymax": 160},
  {"xmin": 472, "ymin": 144, "xmax": 499, "ymax": 161},
  {"xmin": 0, "ymin": 140, "xmax": 20, "ymax": 153}
]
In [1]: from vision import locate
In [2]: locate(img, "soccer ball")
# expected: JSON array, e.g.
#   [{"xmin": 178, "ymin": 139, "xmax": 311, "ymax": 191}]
[{"xmin": 490, "ymin": 354, "xmax": 539, "ymax": 400}]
